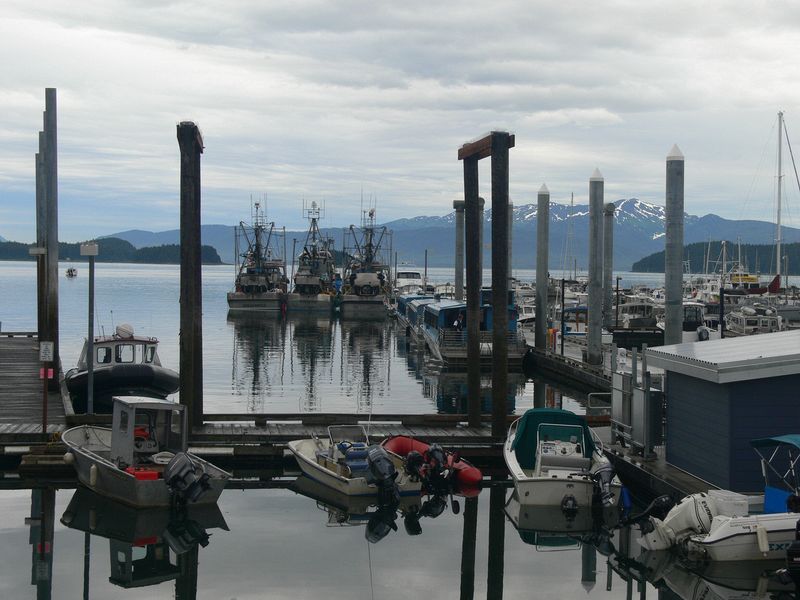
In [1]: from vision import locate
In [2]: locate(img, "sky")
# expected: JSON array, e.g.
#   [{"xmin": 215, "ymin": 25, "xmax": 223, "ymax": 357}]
[{"xmin": 1, "ymin": 0, "xmax": 800, "ymax": 242}]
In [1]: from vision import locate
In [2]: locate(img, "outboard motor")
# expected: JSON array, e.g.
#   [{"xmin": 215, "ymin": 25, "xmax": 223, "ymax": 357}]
[
  {"xmin": 590, "ymin": 454, "xmax": 616, "ymax": 507},
  {"xmin": 404, "ymin": 450, "xmax": 425, "ymax": 480},
  {"xmin": 164, "ymin": 452, "xmax": 211, "ymax": 503},
  {"xmin": 367, "ymin": 445, "xmax": 400, "ymax": 505},
  {"xmin": 696, "ymin": 326, "xmax": 710, "ymax": 341},
  {"xmin": 163, "ymin": 518, "xmax": 211, "ymax": 555},
  {"xmin": 785, "ymin": 518, "xmax": 800, "ymax": 586},
  {"xmin": 366, "ymin": 505, "xmax": 399, "ymax": 544}
]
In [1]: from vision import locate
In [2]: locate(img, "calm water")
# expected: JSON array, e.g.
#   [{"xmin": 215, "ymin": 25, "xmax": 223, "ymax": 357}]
[{"xmin": 3, "ymin": 262, "xmax": 759, "ymax": 600}]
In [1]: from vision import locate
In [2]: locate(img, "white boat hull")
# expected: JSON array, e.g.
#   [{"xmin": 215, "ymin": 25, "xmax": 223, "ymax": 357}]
[
  {"xmin": 287, "ymin": 438, "xmax": 421, "ymax": 497},
  {"xmin": 690, "ymin": 513, "xmax": 799, "ymax": 561}
]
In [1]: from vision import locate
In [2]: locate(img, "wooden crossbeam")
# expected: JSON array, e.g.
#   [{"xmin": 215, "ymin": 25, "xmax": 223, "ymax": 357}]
[{"xmin": 458, "ymin": 132, "xmax": 515, "ymax": 161}]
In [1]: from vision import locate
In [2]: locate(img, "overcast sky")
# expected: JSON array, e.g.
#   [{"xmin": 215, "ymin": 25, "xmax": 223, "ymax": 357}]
[{"xmin": 1, "ymin": 1, "xmax": 800, "ymax": 241}]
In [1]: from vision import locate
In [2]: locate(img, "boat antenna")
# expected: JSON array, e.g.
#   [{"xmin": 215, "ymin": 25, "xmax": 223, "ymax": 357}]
[{"xmin": 110, "ymin": 310, "xmax": 114, "ymax": 333}]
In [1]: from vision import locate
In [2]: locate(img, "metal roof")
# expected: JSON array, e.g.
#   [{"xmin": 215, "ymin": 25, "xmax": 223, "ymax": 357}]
[{"xmin": 645, "ymin": 330, "xmax": 800, "ymax": 384}]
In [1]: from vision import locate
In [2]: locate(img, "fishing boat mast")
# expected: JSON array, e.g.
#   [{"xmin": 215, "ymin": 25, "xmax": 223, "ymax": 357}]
[{"xmin": 777, "ymin": 110, "xmax": 783, "ymax": 279}]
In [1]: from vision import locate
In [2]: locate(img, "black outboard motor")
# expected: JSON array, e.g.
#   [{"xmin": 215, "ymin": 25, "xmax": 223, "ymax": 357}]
[
  {"xmin": 426, "ymin": 444, "xmax": 447, "ymax": 477},
  {"xmin": 163, "ymin": 518, "xmax": 211, "ymax": 555},
  {"xmin": 366, "ymin": 504, "xmax": 399, "ymax": 544},
  {"xmin": 164, "ymin": 452, "xmax": 211, "ymax": 503},
  {"xmin": 784, "ymin": 518, "xmax": 800, "ymax": 586},
  {"xmin": 367, "ymin": 445, "xmax": 400, "ymax": 505},
  {"xmin": 404, "ymin": 450, "xmax": 425, "ymax": 480}
]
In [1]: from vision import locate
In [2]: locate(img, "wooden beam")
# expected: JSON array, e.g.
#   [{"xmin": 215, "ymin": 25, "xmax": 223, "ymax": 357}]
[{"xmin": 458, "ymin": 132, "xmax": 515, "ymax": 161}]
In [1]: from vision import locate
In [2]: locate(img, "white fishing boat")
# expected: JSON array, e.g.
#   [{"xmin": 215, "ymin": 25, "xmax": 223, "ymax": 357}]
[
  {"xmin": 394, "ymin": 264, "xmax": 425, "ymax": 295},
  {"xmin": 503, "ymin": 408, "xmax": 622, "ymax": 515},
  {"xmin": 287, "ymin": 425, "xmax": 422, "ymax": 500},
  {"xmin": 62, "ymin": 397, "xmax": 230, "ymax": 508},
  {"xmin": 639, "ymin": 435, "xmax": 800, "ymax": 561}
]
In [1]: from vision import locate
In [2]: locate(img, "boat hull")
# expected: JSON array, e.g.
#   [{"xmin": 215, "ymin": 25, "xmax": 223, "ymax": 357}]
[
  {"xmin": 339, "ymin": 295, "xmax": 387, "ymax": 318},
  {"xmin": 227, "ymin": 291, "xmax": 284, "ymax": 311},
  {"xmin": 287, "ymin": 293, "xmax": 333, "ymax": 311},
  {"xmin": 287, "ymin": 438, "xmax": 421, "ymax": 497},
  {"xmin": 66, "ymin": 364, "xmax": 179, "ymax": 412},
  {"xmin": 690, "ymin": 513, "xmax": 799, "ymax": 561},
  {"xmin": 63, "ymin": 426, "xmax": 230, "ymax": 508}
]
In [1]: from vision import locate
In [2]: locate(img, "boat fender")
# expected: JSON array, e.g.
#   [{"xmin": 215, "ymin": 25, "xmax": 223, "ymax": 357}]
[
  {"xmin": 63, "ymin": 451, "xmax": 75, "ymax": 465},
  {"xmin": 756, "ymin": 524, "xmax": 769, "ymax": 555},
  {"xmin": 89, "ymin": 464, "xmax": 98, "ymax": 487}
]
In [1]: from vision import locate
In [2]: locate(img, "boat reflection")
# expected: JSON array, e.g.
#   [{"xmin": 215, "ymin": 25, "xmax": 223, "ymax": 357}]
[
  {"xmin": 424, "ymin": 371, "xmax": 525, "ymax": 414},
  {"xmin": 291, "ymin": 475, "xmax": 460, "ymax": 543},
  {"xmin": 288, "ymin": 314, "xmax": 335, "ymax": 411},
  {"xmin": 60, "ymin": 487, "xmax": 228, "ymax": 595},
  {"xmin": 228, "ymin": 312, "xmax": 287, "ymax": 410},
  {"xmin": 340, "ymin": 321, "xmax": 390, "ymax": 412}
]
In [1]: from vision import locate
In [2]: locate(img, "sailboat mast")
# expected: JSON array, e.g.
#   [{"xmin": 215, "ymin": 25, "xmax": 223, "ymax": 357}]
[{"xmin": 777, "ymin": 110, "xmax": 784, "ymax": 278}]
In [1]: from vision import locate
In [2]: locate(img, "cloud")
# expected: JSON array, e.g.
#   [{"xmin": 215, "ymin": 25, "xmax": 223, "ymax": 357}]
[{"xmin": 1, "ymin": 1, "xmax": 799, "ymax": 241}]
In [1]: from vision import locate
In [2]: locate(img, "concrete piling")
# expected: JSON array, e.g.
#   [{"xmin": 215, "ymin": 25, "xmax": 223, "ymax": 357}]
[
  {"xmin": 453, "ymin": 199, "xmax": 465, "ymax": 301},
  {"xmin": 603, "ymin": 202, "xmax": 615, "ymax": 329},
  {"xmin": 664, "ymin": 145, "xmax": 685, "ymax": 346},
  {"xmin": 535, "ymin": 184, "xmax": 549, "ymax": 349},
  {"xmin": 587, "ymin": 169, "xmax": 604, "ymax": 365},
  {"xmin": 177, "ymin": 122, "xmax": 205, "ymax": 428}
]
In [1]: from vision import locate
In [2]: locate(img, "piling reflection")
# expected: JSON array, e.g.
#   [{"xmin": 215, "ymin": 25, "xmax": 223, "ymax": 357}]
[
  {"xmin": 27, "ymin": 488, "xmax": 55, "ymax": 600},
  {"xmin": 423, "ymin": 371, "xmax": 524, "ymax": 414},
  {"xmin": 59, "ymin": 487, "xmax": 228, "ymax": 597}
]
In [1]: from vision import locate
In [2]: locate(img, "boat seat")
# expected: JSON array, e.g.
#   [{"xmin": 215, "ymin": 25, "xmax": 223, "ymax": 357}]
[{"xmin": 539, "ymin": 453, "xmax": 591, "ymax": 472}]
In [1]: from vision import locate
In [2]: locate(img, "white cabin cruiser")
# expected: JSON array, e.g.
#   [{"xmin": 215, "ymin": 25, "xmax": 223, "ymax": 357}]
[
  {"xmin": 639, "ymin": 435, "xmax": 800, "ymax": 561},
  {"xmin": 504, "ymin": 408, "xmax": 622, "ymax": 516}
]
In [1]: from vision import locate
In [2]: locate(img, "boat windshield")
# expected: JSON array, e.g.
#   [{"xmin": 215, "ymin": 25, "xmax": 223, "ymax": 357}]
[
  {"xmin": 397, "ymin": 272, "xmax": 421, "ymax": 279},
  {"xmin": 537, "ymin": 424, "xmax": 585, "ymax": 448},
  {"xmin": 328, "ymin": 425, "xmax": 369, "ymax": 445}
]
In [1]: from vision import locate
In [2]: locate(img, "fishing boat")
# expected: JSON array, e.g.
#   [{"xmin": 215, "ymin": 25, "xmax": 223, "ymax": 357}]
[
  {"xmin": 340, "ymin": 208, "xmax": 390, "ymax": 318},
  {"xmin": 227, "ymin": 199, "xmax": 288, "ymax": 312},
  {"xmin": 381, "ymin": 435, "xmax": 482, "ymax": 493},
  {"xmin": 287, "ymin": 425, "xmax": 421, "ymax": 501},
  {"xmin": 62, "ymin": 397, "xmax": 231, "ymax": 508},
  {"xmin": 61, "ymin": 486, "xmax": 229, "ymax": 589},
  {"xmin": 65, "ymin": 323, "xmax": 179, "ymax": 413},
  {"xmin": 288, "ymin": 201, "xmax": 337, "ymax": 312},
  {"xmin": 503, "ymin": 408, "xmax": 622, "ymax": 515},
  {"xmin": 639, "ymin": 435, "xmax": 800, "ymax": 561}
]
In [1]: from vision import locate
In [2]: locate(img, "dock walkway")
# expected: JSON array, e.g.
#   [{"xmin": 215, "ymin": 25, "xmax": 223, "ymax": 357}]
[{"xmin": 0, "ymin": 333, "xmax": 66, "ymax": 442}]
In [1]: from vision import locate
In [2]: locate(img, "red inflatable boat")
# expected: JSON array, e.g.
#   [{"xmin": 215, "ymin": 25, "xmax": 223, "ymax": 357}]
[{"xmin": 381, "ymin": 436, "xmax": 482, "ymax": 489}]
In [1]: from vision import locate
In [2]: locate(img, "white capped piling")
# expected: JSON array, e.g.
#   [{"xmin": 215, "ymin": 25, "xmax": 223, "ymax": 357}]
[
  {"xmin": 603, "ymin": 202, "xmax": 615, "ymax": 329},
  {"xmin": 665, "ymin": 145, "xmax": 685, "ymax": 346},
  {"xmin": 587, "ymin": 169, "xmax": 604, "ymax": 365},
  {"xmin": 535, "ymin": 184, "xmax": 550, "ymax": 349},
  {"xmin": 453, "ymin": 200, "xmax": 465, "ymax": 301}
]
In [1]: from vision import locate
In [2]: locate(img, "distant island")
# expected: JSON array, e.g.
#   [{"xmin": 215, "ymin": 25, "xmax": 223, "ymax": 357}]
[
  {"xmin": 0, "ymin": 237, "xmax": 223, "ymax": 265},
  {"xmin": 631, "ymin": 241, "xmax": 800, "ymax": 275}
]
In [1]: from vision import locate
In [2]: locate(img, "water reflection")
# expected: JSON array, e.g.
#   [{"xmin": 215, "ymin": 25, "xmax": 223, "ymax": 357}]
[
  {"xmin": 228, "ymin": 313, "xmax": 288, "ymax": 411},
  {"xmin": 58, "ymin": 487, "xmax": 227, "ymax": 598},
  {"xmin": 27, "ymin": 488, "xmax": 55, "ymax": 600}
]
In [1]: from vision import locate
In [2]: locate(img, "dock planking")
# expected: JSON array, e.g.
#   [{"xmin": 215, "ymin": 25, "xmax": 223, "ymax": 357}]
[{"xmin": 0, "ymin": 334, "xmax": 67, "ymax": 443}]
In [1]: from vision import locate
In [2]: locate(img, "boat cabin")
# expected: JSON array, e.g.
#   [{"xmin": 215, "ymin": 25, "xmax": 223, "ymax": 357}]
[
  {"xmin": 77, "ymin": 324, "xmax": 163, "ymax": 371},
  {"xmin": 111, "ymin": 398, "xmax": 188, "ymax": 470},
  {"xmin": 406, "ymin": 298, "xmax": 438, "ymax": 328},
  {"xmin": 396, "ymin": 294, "xmax": 434, "ymax": 320},
  {"xmin": 423, "ymin": 299, "xmax": 518, "ymax": 335}
]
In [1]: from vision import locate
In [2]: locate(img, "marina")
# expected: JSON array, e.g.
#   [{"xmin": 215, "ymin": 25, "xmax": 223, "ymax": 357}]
[{"xmin": 2, "ymin": 88, "xmax": 800, "ymax": 600}]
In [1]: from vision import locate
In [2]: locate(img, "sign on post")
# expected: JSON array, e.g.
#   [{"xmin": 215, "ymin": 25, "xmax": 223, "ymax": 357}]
[{"xmin": 39, "ymin": 341, "xmax": 54, "ymax": 362}]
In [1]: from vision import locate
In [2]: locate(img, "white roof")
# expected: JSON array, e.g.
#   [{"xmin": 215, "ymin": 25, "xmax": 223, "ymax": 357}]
[{"xmin": 645, "ymin": 330, "xmax": 800, "ymax": 383}]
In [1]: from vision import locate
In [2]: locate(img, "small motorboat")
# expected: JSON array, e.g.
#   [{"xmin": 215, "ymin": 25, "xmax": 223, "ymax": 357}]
[
  {"xmin": 287, "ymin": 425, "xmax": 421, "ymax": 502},
  {"xmin": 63, "ymin": 397, "xmax": 231, "ymax": 508},
  {"xmin": 504, "ymin": 489, "xmax": 620, "ymax": 539},
  {"xmin": 503, "ymin": 408, "xmax": 622, "ymax": 515},
  {"xmin": 640, "ymin": 435, "xmax": 800, "ymax": 561},
  {"xmin": 381, "ymin": 435, "xmax": 482, "ymax": 493},
  {"xmin": 65, "ymin": 324, "xmax": 179, "ymax": 413},
  {"xmin": 61, "ymin": 486, "xmax": 228, "ymax": 589}
]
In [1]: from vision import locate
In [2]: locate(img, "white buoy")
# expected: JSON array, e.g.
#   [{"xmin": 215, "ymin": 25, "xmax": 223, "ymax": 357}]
[{"xmin": 89, "ymin": 463, "xmax": 98, "ymax": 487}]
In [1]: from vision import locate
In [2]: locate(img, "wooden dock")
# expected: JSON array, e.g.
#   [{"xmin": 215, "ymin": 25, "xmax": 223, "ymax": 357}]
[{"xmin": 0, "ymin": 333, "xmax": 68, "ymax": 442}]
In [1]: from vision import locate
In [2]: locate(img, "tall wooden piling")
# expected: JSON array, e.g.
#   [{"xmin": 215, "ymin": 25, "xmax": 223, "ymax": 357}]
[
  {"xmin": 587, "ymin": 169, "xmax": 604, "ymax": 366},
  {"xmin": 535, "ymin": 184, "xmax": 549, "ymax": 349},
  {"xmin": 603, "ymin": 202, "xmax": 615, "ymax": 329},
  {"xmin": 177, "ymin": 122, "xmax": 204, "ymax": 428},
  {"xmin": 665, "ymin": 145, "xmax": 685, "ymax": 346},
  {"xmin": 459, "ymin": 496, "xmax": 478, "ymax": 600},
  {"xmin": 463, "ymin": 159, "xmax": 481, "ymax": 428},
  {"xmin": 453, "ymin": 200, "xmax": 465, "ymax": 301},
  {"xmin": 35, "ymin": 133, "xmax": 46, "ymax": 342},
  {"xmin": 486, "ymin": 481, "xmax": 506, "ymax": 600}
]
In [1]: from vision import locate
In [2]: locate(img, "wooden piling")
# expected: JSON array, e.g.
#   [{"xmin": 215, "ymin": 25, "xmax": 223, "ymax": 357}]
[
  {"xmin": 463, "ymin": 158, "xmax": 481, "ymax": 428},
  {"xmin": 177, "ymin": 122, "xmax": 204, "ymax": 428},
  {"xmin": 486, "ymin": 481, "xmax": 506, "ymax": 600},
  {"xmin": 459, "ymin": 496, "xmax": 478, "ymax": 600}
]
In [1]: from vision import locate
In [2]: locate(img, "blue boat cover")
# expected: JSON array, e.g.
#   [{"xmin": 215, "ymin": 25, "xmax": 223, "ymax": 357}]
[
  {"xmin": 750, "ymin": 435, "xmax": 800, "ymax": 450},
  {"xmin": 511, "ymin": 408, "xmax": 596, "ymax": 470}
]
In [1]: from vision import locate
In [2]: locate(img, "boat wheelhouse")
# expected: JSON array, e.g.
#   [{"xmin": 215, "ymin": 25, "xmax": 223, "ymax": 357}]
[
  {"xmin": 394, "ymin": 265, "xmax": 425, "ymax": 295},
  {"xmin": 724, "ymin": 303, "xmax": 785, "ymax": 336}
]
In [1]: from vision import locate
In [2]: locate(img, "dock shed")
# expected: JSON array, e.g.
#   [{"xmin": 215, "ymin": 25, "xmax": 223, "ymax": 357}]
[{"xmin": 646, "ymin": 330, "xmax": 800, "ymax": 493}]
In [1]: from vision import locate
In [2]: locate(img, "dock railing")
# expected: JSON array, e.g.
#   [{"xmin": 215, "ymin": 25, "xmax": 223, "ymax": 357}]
[{"xmin": 437, "ymin": 330, "xmax": 526, "ymax": 353}]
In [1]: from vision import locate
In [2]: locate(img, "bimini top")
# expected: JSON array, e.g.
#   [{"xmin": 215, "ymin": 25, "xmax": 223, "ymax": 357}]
[
  {"xmin": 511, "ymin": 408, "xmax": 595, "ymax": 469},
  {"xmin": 645, "ymin": 329, "xmax": 800, "ymax": 384},
  {"xmin": 751, "ymin": 435, "xmax": 800, "ymax": 451}
]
